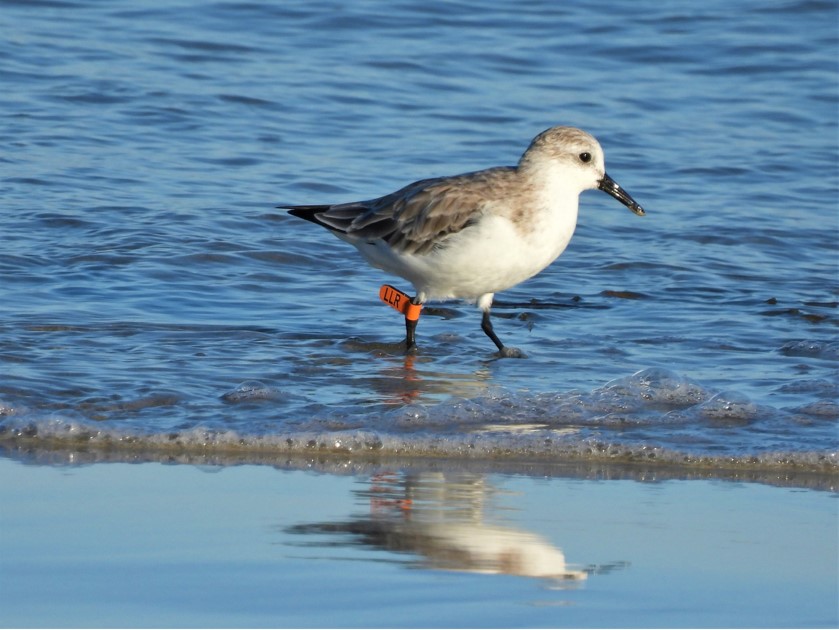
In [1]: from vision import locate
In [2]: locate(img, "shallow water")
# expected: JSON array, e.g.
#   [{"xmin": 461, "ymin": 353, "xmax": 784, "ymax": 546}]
[
  {"xmin": 1, "ymin": 0, "xmax": 838, "ymax": 470},
  {"xmin": 1, "ymin": 459, "xmax": 836, "ymax": 628}
]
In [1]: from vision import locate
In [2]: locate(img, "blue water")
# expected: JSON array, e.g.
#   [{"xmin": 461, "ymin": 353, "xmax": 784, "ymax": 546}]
[{"xmin": 1, "ymin": 0, "xmax": 837, "ymax": 471}]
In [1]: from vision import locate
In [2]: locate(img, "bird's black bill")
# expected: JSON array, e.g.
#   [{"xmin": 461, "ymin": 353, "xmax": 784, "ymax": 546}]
[{"xmin": 599, "ymin": 173, "xmax": 645, "ymax": 216}]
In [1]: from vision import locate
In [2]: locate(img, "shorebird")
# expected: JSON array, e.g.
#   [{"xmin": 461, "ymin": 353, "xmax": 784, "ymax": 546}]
[{"xmin": 282, "ymin": 126, "xmax": 645, "ymax": 357}]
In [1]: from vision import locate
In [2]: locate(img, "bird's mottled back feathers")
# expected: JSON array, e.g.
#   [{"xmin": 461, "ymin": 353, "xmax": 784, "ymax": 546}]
[{"xmin": 283, "ymin": 167, "xmax": 518, "ymax": 256}]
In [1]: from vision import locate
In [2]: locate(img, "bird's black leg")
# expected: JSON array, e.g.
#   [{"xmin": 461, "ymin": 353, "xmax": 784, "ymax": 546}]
[
  {"xmin": 481, "ymin": 310, "xmax": 505, "ymax": 352},
  {"xmin": 405, "ymin": 316, "xmax": 417, "ymax": 351},
  {"xmin": 481, "ymin": 309, "xmax": 527, "ymax": 358}
]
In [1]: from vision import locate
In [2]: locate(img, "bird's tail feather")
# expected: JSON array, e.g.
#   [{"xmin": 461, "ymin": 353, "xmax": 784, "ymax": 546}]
[
  {"xmin": 282, "ymin": 203, "xmax": 373, "ymax": 235},
  {"xmin": 282, "ymin": 205, "xmax": 331, "ymax": 224}
]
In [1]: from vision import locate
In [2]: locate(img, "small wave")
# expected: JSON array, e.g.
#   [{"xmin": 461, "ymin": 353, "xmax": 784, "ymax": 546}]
[
  {"xmin": 220, "ymin": 380, "xmax": 284, "ymax": 404},
  {"xmin": 1, "ymin": 410, "xmax": 836, "ymax": 480},
  {"xmin": 695, "ymin": 391, "xmax": 761, "ymax": 423},
  {"xmin": 789, "ymin": 400, "xmax": 839, "ymax": 419},
  {"xmin": 780, "ymin": 339, "xmax": 839, "ymax": 360},
  {"xmin": 0, "ymin": 416, "xmax": 835, "ymax": 481},
  {"xmin": 1, "ymin": 368, "xmax": 836, "ymax": 477}
]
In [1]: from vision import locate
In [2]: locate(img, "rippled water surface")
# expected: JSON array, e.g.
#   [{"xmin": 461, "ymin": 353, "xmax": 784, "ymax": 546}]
[{"xmin": 2, "ymin": 0, "xmax": 837, "ymax": 471}]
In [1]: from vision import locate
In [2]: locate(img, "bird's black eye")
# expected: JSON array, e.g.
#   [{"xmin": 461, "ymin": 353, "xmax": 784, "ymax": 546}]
[{"xmin": 579, "ymin": 152, "xmax": 592, "ymax": 163}]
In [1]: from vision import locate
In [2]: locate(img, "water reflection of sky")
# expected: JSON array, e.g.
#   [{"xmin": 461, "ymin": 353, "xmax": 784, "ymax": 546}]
[{"xmin": 1, "ymin": 459, "xmax": 836, "ymax": 627}]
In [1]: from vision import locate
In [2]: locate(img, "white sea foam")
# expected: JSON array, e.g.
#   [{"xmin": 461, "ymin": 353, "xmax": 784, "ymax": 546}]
[{"xmin": 1, "ymin": 367, "xmax": 836, "ymax": 474}]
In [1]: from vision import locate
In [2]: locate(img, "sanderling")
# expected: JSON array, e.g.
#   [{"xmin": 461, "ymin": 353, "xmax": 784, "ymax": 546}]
[{"xmin": 283, "ymin": 125, "xmax": 645, "ymax": 357}]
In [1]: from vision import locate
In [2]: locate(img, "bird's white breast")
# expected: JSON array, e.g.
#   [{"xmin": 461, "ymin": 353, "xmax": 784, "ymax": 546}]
[{"xmin": 347, "ymin": 166, "xmax": 583, "ymax": 303}]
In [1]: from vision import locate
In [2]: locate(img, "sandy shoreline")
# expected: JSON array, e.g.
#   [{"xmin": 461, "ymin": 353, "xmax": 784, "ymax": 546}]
[
  {"xmin": 2, "ymin": 437, "xmax": 837, "ymax": 489},
  {"xmin": 3, "ymin": 437, "xmax": 837, "ymax": 493}
]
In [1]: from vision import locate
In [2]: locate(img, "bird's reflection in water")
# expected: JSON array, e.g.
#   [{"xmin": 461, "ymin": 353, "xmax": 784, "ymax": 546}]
[{"xmin": 286, "ymin": 471, "xmax": 589, "ymax": 584}]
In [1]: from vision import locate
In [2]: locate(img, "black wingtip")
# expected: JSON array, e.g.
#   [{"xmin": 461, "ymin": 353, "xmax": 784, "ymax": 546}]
[{"xmin": 282, "ymin": 205, "xmax": 334, "ymax": 227}]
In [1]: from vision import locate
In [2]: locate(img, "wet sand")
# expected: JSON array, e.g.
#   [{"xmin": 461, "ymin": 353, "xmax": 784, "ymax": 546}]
[{"xmin": 1, "ymin": 454, "xmax": 836, "ymax": 628}]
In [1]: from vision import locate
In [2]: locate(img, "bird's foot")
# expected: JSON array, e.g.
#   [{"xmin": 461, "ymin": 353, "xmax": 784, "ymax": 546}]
[{"xmin": 497, "ymin": 346, "xmax": 527, "ymax": 359}]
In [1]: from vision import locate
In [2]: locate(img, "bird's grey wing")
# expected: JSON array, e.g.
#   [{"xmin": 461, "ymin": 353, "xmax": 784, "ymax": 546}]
[
  {"xmin": 353, "ymin": 168, "xmax": 515, "ymax": 255},
  {"xmin": 294, "ymin": 167, "xmax": 515, "ymax": 255},
  {"xmin": 285, "ymin": 177, "xmax": 444, "ymax": 242},
  {"xmin": 384, "ymin": 178, "xmax": 489, "ymax": 255}
]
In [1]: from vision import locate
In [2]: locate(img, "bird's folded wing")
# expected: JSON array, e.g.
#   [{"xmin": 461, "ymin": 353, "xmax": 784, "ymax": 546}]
[{"xmin": 320, "ymin": 167, "xmax": 515, "ymax": 256}]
